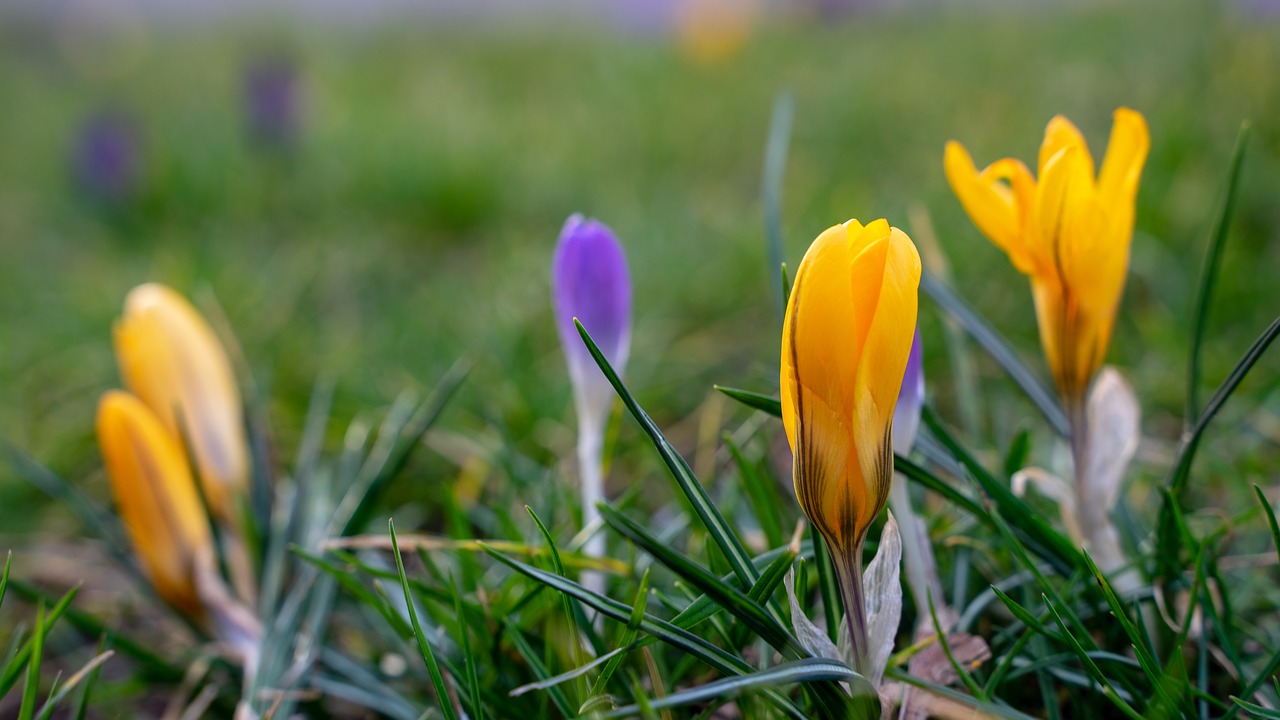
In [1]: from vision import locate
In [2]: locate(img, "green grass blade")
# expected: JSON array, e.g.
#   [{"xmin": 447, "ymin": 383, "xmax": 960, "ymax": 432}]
[
  {"xmin": 70, "ymin": 638, "xmax": 107, "ymax": 720},
  {"xmin": 590, "ymin": 569, "xmax": 651, "ymax": 697},
  {"xmin": 1042, "ymin": 596, "xmax": 1143, "ymax": 720},
  {"xmin": 885, "ymin": 667, "xmax": 1043, "ymax": 720},
  {"xmin": 389, "ymin": 520, "xmax": 458, "ymax": 720},
  {"xmin": 762, "ymin": 90, "xmax": 794, "ymax": 326},
  {"xmin": 481, "ymin": 544, "xmax": 814, "ymax": 719},
  {"xmin": 0, "ymin": 551, "xmax": 10, "ymax": 609},
  {"xmin": 1256, "ymin": 485, "xmax": 1280, "ymax": 563},
  {"xmin": 293, "ymin": 547, "xmax": 413, "ymax": 637},
  {"xmin": 1230, "ymin": 697, "xmax": 1280, "ymax": 720},
  {"xmin": 35, "ymin": 649, "xmax": 114, "ymax": 720},
  {"xmin": 3, "ymin": 581, "xmax": 181, "ymax": 684},
  {"xmin": 2, "ymin": 444, "xmax": 136, "ymax": 575},
  {"xmin": 597, "ymin": 504, "xmax": 802, "ymax": 659},
  {"xmin": 575, "ymin": 321, "xmax": 757, "ymax": 590},
  {"xmin": 450, "ymin": 574, "xmax": 485, "ymax": 720},
  {"xmin": 0, "ymin": 587, "xmax": 79, "ymax": 697},
  {"xmin": 504, "ymin": 620, "xmax": 575, "ymax": 718},
  {"xmin": 1081, "ymin": 553, "xmax": 1189, "ymax": 716},
  {"xmin": 341, "ymin": 359, "xmax": 470, "ymax": 534},
  {"xmin": 723, "ymin": 433, "xmax": 785, "ymax": 550},
  {"xmin": 1187, "ymin": 122, "xmax": 1250, "ymax": 421},
  {"xmin": 922, "ymin": 407, "xmax": 1083, "ymax": 573},
  {"xmin": 895, "ymin": 454, "xmax": 986, "ymax": 520},
  {"xmin": 713, "ymin": 386, "xmax": 782, "ymax": 418},
  {"xmin": 920, "ymin": 272, "xmax": 1070, "ymax": 436},
  {"xmin": 810, "ymin": 529, "xmax": 841, "ymax": 644},
  {"xmin": 593, "ymin": 658, "xmax": 875, "ymax": 720},
  {"xmin": 525, "ymin": 505, "xmax": 592, "ymax": 702},
  {"xmin": 1171, "ymin": 314, "xmax": 1280, "ymax": 499},
  {"xmin": 17, "ymin": 601, "xmax": 44, "ymax": 720}
]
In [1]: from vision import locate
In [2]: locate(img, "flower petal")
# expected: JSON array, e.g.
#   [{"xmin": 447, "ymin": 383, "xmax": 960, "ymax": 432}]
[
  {"xmin": 1097, "ymin": 108, "xmax": 1150, "ymax": 206},
  {"xmin": 97, "ymin": 390, "xmax": 213, "ymax": 617},
  {"xmin": 850, "ymin": 228, "xmax": 920, "ymax": 531},
  {"xmin": 1038, "ymin": 115, "xmax": 1095, "ymax": 179},
  {"xmin": 944, "ymin": 142, "xmax": 1036, "ymax": 273}
]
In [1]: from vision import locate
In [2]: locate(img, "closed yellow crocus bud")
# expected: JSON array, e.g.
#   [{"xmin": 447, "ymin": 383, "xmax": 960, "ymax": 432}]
[
  {"xmin": 780, "ymin": 218, "xmax": 921, "ymax": 673},
  {"xmin": 945, "ymin": 108, "xmax": 1149, "ymax": 406},
  {"xmin": 113, "ymin": 283, "xmax": 249, "ymax": 522},
  {"xmin": 96, "ymin": 390, "xmax": 214, "ymax": 618}
]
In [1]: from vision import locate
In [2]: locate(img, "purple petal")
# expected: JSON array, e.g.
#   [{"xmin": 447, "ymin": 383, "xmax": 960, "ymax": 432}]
[
  {"xmin": 892, "ymin": 327, "xmax": 924, "ymax": 456},
  {"xmin": 551, "ymin": 214, "xmax": 632, "ymax": 376}
]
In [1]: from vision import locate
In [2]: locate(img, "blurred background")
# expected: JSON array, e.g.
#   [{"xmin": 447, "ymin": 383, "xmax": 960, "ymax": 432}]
[{"xmin": 0, "ymin": 0, "xmax": 1277, "ymax": 538}]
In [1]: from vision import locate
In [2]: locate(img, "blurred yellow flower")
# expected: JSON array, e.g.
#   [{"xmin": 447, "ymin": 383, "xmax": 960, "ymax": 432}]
[
  {"xmin": 780, "ymin": 218, "xmax": 920, "ymax": 670},
  {"xmin": 674, "ymin": 0, "xmax": 757, "ymax": 65},
  {"xmin": 96, "ymin": 390, "xmax": 214, "ymax": 618},
  {"xmin": 113, "ymin": 283, "xmax": 249, "ymax": 522},
  {"xmin": 945, "ymin": 108, "xmax": 1149, "ymax": 404}
]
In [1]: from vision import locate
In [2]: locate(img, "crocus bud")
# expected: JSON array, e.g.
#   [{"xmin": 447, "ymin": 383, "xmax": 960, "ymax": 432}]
[
  {"xmin": 892, "ymin": 328, "xmax": 924, "ymax": 456},
  {"xmin": 97, "ymin": 391, "xmax": 214, "ymax": 618},
  {"xmin": 551, "ymin": 214, "xmax": 631, "ymax": 592},
  {"xmin": 781, "ymin": 217, "xmax": 920, "ymax": 674},
  {"xmin": 551, "ymin": 214, "xmax": 632, "ymax": 431},
  {"xmin": 113, "ymin": 283, "xmax": 249, "ymax": 523}
]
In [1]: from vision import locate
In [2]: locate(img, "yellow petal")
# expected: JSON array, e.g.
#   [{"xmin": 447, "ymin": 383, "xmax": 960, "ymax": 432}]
[
  {"xmin": 1097, "ymin": 108, "xmax": 1150, "ymax": 204},
  {"xmin": 944, "ymin": 142, "xmax": 1037, "ymax": 274},
  {"xmin": 1031, "ymin": 145, "xmax": 1096, "ymax": 277},
  {"xmin": 97, "ymin": 390, "xmax": 212, "ymax": 617},
  {"xmin": 781, "ymin": 223, "xmax": 860, "ymax": 549},
  {"xmin": 782, "ymin": 223, "xmax": 857, "ymax": 450},
  {"xmin": 850, "ymin": 228, "xmax": 920, "ymax": 533},
  {"xmin": 1038, "ymin": 115, "xmax": 1095, "ymax": 179},
  {"xmin": 115, "ymin": 284, "xmax": 248, "ymax": 521}
]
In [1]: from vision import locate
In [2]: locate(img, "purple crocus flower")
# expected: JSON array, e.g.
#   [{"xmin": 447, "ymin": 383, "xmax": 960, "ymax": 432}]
[
  {"xmin": 892, "ymin": 328, "xmax": 924, "ymax": 456},
  {"xmin": 552, "ymin": 214, "xmax": 632, "ymax": 423},
  {"xmin": 551, "ymin": 214, "xmax": 631, "ymax": 589},
  {"xmin": 73, "ymin": 113, "xmax": 140, "ymax": 202},
  {"xmin": 244, "ymin": 57, "xmax": 300, "ymax": 149}
]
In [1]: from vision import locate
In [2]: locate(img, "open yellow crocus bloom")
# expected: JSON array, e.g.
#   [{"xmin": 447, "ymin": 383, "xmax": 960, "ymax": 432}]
[
  {"xmin": 97, "ymin": 390, "xmax": 214, "ymax": 618},
  {"xmin": 780, "ymin": 218, "xmax": 921, "ymax": 670},
  {"xmin": 113, "ymin": 283, "xmax": 249, "ymax": 522},
  {"xmin": 945, "ymin": 108, "xmax": 1149, "ymax": 405}
]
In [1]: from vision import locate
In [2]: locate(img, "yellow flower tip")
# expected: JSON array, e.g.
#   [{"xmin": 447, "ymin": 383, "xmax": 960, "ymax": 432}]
[
  {"xmin": 96, "ymin": 390, "xmax": 213, "ymax": 618},
  {"xmin": 114, "ymin": 283, "xmax": 249, "ymax": 522},
  {"xmin": 780, "ymin": 219, "xmax": 921, "ymax": 558}
]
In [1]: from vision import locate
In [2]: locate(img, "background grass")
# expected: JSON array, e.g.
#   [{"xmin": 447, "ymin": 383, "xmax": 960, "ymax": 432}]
[{"xmin": 0, "ymin": 0, "xmax": 1277, "ymax": 549}]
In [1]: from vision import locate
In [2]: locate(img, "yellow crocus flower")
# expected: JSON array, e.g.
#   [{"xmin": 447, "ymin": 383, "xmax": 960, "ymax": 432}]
[
  {"xmin": 944, "ymin": 108, "xmax": 1149, "ymax": 405},
  {"xmin": 96, "ymin": 390, "xmax": 214, "ymax": 618},
  {"xmin": 113, "ymin": 283, "xmax": 249, "ymax": 522},
  {"xmin": 780, "ymin": 218, "xmax": 921, "ymax": 671}
]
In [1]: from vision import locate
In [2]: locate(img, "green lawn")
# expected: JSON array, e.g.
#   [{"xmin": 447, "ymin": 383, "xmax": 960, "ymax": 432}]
[{"xmin": 1, "ymin": 2, "xmax": 1276, "ymax": 536}]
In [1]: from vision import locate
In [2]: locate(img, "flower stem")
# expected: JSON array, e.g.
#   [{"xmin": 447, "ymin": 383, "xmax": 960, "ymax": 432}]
[
  {"xmin": 830, "ymin": 540, "xmax": 871, "ymax": 676},
  {"xmin": 577, "ymin": 422, "xmax": 606, "ymax": 600}
]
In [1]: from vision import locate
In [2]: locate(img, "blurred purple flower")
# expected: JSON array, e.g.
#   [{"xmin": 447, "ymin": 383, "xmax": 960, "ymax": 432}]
[
  {"xmin": 244, "ymin": 57, "xmax": 300, "ymax": 148},
  {"xmin": 892, "ymin": 327, "xmax": 924, "ymax": 456},
  {"xmin": 73, "ymin": 113, "xmax": 140, "ymax": 202},
  {"xmin": 552, "ymin": 214, "xmax": 632, "ymax": 422}
]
